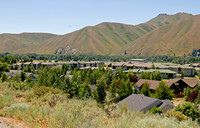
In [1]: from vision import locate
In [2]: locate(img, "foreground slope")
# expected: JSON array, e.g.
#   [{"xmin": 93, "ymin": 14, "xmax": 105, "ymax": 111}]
[{"xmin": 113, "ymin": 14, "xmax": 200, "ymax": 56}]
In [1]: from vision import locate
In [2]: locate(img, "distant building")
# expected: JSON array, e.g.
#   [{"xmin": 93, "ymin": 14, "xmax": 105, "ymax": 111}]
[
  {"xmin": 124, "ymin": 69, "xmax": 177, "ymax": 79},
  {"xmin": 116, "ymin": 94, "xmax": 174, "ymax": 113},
  {"xmin": 166, "ymin": 78, "xmax": 200, "ymax": 94},
  {"xmin": 134, "ymin": 79, "xmax": 160, "ymax": 93},
  {"xmin": 128, "ymin": 59, "xmax": 151, "ymax": 63},
  {"xmin": 5, "ymin": 70, "xmax": 37, "ymax": 81}
]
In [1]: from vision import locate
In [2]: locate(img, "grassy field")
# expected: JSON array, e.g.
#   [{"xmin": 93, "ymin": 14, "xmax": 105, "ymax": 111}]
[{"xmin": 0, "ymin": 82, "xmax": 199, "ymax": 128}]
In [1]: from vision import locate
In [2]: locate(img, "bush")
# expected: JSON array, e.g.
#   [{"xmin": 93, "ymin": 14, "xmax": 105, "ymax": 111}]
[
  {"xmin": 8, "ymin": 82, "xmax": 30, "ymax": 91},
  {"xmin": 33, "ymin": 86, "xmax": 62, "ymax": 98},
  {"xmin": 184, "ymin": 87, "xmax": 192, "ymax": 101},
  {"xmin": 175, "ymin": 102, "xmax": 199, "ymax": 120},
  {"xmin": 188, "ymin": 90, "xmax": 198, "ymax": 102},
  {"xmin": 149, "ymin": 106, "xmax": 163, "ymax": 114},
  {"xmin": 0, "ymin": 93, "xmax": 15, "ymax": 109},
  {"xmin": 165, "ymin": 110, "xmax": 188, "ymax": 121}
]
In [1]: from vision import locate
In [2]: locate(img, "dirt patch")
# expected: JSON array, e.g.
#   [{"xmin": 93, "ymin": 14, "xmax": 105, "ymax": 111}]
[
  {"xmin": 0, "ymin": 117, "xmax": 27, "ymax": 128},
  {"xmin": 172, "ymin": 98, "xmax": 185, "ymax": 106}
]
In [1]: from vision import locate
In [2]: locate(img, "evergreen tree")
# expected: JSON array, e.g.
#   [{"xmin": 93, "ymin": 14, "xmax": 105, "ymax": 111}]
[
  {"xmin": 181, "ymin": 70, "xmax": 184, "ymax": 79},
  {"xmin": 140, "ymin": 82, "xmax": 151, "ymax": 96},
  {"xmin": 117, "ymin": 79, "xmax": 133, "ymax": 99},
  {"xmin": 20, "ymin": 71, "xmax": 26, "ymax": 82},
  {"xmin": 1, "ymin": 72, "xmax": 8, "ymax": 82},
  {"xmin": 78, "ymin": 83, "xmax": 92, "ymax": 100},
  {"xmin": 133, "ymin": 85, "xmax": 140, "ymax": 94},
  {"xmin": 155, "ymin": 81, "xmax": 174, "ymax": 100},
  {"xmin": 151, "ymin": 64, "xmax": 156, "ymax": 69},
  {"xmin": 95, "ymin": 79, "xmax": 106, "ymax": 103},
  {"xmin": 109, "ymin": 80, "xmax": 117, "ymax": 98}
]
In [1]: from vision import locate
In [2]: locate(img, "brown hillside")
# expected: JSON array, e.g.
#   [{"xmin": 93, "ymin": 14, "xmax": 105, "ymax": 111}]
[
  {"xmin": 0, "ymin": 13, "xmax": 194, "ymax": 55},
  {"xmin": 112, "ymin": 14, "xmax": 200, "ymax": 56},
  {"xmin": 0, "ymin": 33, "xmax": 56, "ymax": 53}
]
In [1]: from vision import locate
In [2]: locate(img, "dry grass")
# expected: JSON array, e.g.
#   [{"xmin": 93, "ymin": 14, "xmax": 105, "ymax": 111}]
[{"xmin": 0, "ymin": 82, "xmax": 199, "ymax": 128}]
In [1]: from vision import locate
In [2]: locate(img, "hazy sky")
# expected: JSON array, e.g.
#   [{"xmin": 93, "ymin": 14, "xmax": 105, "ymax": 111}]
[{"xmin": 0, "ymin": 0, "xmax": 199, "ymax": 34}]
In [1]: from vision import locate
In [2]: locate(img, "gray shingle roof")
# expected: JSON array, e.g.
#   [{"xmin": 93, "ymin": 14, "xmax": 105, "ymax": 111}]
[
  {"xmin": 116, "ymin": 94, "xmax": 162, "ymax": 112},
  {"xmin": 116, "ymin": 94, "xmax": 174, "ymax": 113}
]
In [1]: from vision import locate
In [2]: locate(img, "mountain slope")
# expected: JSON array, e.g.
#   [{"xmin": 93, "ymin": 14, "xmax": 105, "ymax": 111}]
[
  {"xmin": 35, "ymin": 13, "xmax": 192, "ymax": 55},
  {"xmin": 0, "ymin": 13, "xmax": 195, "ymax": 55},
  {"xmin": 0, "ymin": 33, "xmax": 56, "ymax": 53},
  {"xmin": 112, "ymin": 14, "xmax": 200, "ymax": 56}
]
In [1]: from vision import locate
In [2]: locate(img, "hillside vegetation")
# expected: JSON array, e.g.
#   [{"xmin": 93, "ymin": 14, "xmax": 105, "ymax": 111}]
[
  {"xmin": 0, "ymin": 82, "xmax": 199, "ymax": 128},
  {"xmin": 0, "ymin": 13, "xmax": 199, "ymax": 56}
]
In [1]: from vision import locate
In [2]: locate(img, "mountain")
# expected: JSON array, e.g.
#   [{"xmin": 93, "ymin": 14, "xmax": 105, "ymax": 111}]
[
  {"xmin": 0, "ymin": 13, "xmax": 197, "ymax": 56},
  {"xmin": 112, "ymin": 13, "xmax": 200, "ymax": 56},
  {"xmin": 0, "ymin": 33, "xmax": 56, "ymax": 53}
]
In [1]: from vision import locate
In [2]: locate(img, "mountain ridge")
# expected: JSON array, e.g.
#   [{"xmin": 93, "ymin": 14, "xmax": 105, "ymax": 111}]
[{"xmin": 0, "ymin": 12, "xmax": 198, "ymax": 56}]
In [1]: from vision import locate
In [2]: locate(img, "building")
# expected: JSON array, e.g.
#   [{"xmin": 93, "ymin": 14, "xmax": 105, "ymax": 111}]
[
  {"xmin": 116, "ymin": 94, "xmax": 174, "ymax": 113},
  {"xmin": 134, "ymin": 79, "xmax": 160, "ymax": 93},
  {"xmin": 112, "ymin": 62, "xmax": 152, "ymax": 70},
  {"xmin": 124, "ymin": 69, "xmax": 177, "ymax": 79},
  {"xmin": 166, "ymin": 78, "xmax": 200, "ymax": 94},
  {"xmin": 12, "ymin": 61, "xmax": 105, "ymax": 71},
  {"xmin": 128, "ymin": 59, "xmax": 151, "ymax": 63},
  {"xmin": 154, "ymin": 63, "xmax": 195, "ymax": 77},
  {"xmin": 5, "ymin": 70, "xmax": 37, "ymax": 81}
]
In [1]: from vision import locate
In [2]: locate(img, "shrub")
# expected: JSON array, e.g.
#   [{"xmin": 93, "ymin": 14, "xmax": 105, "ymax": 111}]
[
  {"xmin": 188, "ymin": 90, "xmax": 198, "ymax": 102},
  {"xmin": 8, "ymin": 82, "xmax": 30, "ymax": 91},
  {"xmin": 149, "ymin": 106, "xmax": 163, "ymax": 114},
  {"xmin": 165, "ymin": 110, "xmax": 188, "ymax": 121},
  {"xmin": 184, "ymin": 87, "xmax": 192, "ymax": 101},
  {"xmin": 0, "ymin": 93, "xmax": 15, "ymax": 109},
  {"xmin": 33, "ymin": 86, "xmax": 62, "ymax": 98},
  {"xmin": 175, "ymin": 102, "xmax": 199, "ymax": 120}
]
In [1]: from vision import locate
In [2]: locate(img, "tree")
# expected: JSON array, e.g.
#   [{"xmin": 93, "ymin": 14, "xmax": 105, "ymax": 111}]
[
  {"xmin": 140, "ymin": 82, "xmax": 151, "ymax": 96},
  {"xmin": 95, "ymin": 79, "xmax": 106, "ymax": 103},
  {"xmin": 0, "ymin": 62, "xmax": 9, "ymax": 77},
  {"xmin": 20, "ymin": 71, "xmax": 26, "ymax": 82},
  {"xmin": 1, "ymin": 72, "xmax": 8, "ymax": 82},
  {"xmin": 184, "ymin": 87, "xmax": 192, "ymax": 101},
  {"xmin": 133, "ymin": 85, "xmax": 140, "ymax": 94},
  {"xmin": 151, "ymin": 64, "xmax": 156, "ymax": 69},
  {"xmin": 109, "ymin": 81, "xmax": 117, "ymax": 98},
  {"xmin": 181, "ymin": 70, "xmax": 184, "ymax": 79},
  {"xmin": 78, "ymin": 83, "xmax": 92, "ymax": 100},
  {"xmin": 117, "ymin": 79, "xmax": 133, "ymax": 100},
  {"xmin": 155, "ymin": 81, "xmax": 174, "ymax": 100},
  {"xmin": 188, "ymin": 90, "xmax": 198, "ymax": 102}
]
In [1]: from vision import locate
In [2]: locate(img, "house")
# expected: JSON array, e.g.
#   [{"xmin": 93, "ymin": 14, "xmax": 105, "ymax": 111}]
[
  {"xmin": 124, "ymin": 69, "xmax": 177, "ymax": 79},
  {"xmin": 5, "ymin": 70, "xmax": 37, "ymax": 81},
  {"xmin": 116, "ymin": 94, "xmax": 175, "ymax": 113},
  {"xmin": 166, "ymin": 78, "xmax": 200, "ymax": 94},
  {"xmin": 154, "ymin": 63, "xmax": 195, "ymax": 77},
  {"xmin": 12, "ymin": 63, "xmax": 23, "ymax": 70},
  {"xmin": 134, "ymin": 79, "xmax": 160, "ymax": 93},
  {"xmin": 128, "ymin": 59, "xmax": 151, "ymax": 63}
]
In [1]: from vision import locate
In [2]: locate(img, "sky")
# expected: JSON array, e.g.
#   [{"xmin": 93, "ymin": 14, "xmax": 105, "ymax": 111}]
[{"xmin": 0, "ymin": 0, "xmax": 200, "ymax": 35}]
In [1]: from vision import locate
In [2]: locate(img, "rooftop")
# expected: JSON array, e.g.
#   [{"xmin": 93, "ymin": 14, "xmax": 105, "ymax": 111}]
[{"xmin": 124, "ymin": 69, "xmax": 177, "ymax": 74}]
